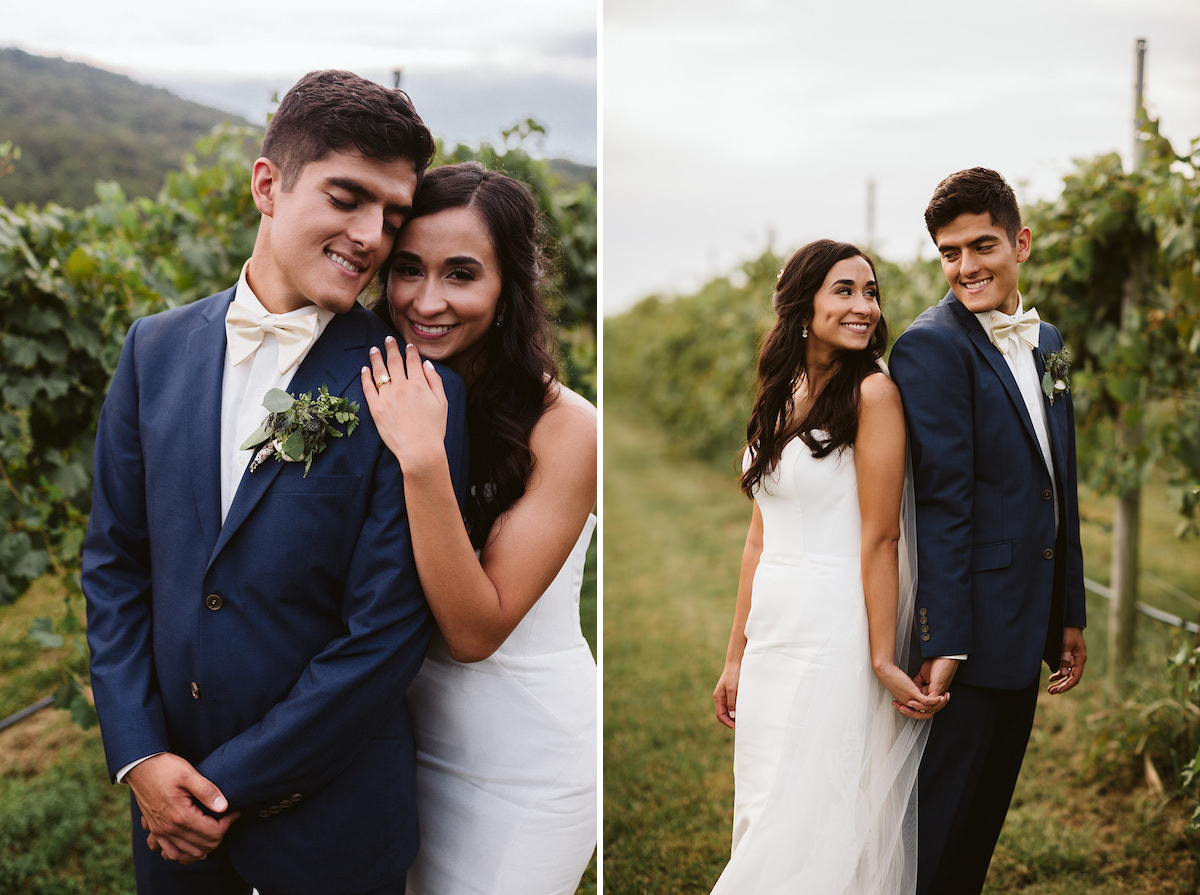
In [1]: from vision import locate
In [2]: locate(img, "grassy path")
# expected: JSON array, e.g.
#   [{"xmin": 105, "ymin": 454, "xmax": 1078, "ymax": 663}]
[{"xmin": 602, "ymin": 398, "xmax": 1199, "ymax": 894}]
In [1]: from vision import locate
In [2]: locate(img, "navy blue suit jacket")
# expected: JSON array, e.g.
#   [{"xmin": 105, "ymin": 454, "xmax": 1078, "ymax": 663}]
[
  {"xmin": 82, "ymin": 288, "xmax": 468, "ymax": 893},
  {"xmin": 889, "ymin": 292, "xmax": 1086, "ymax": 690}
]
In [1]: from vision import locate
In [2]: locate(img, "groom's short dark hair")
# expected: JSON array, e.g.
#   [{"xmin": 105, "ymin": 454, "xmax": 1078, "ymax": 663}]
[
  {"xmin": 262, "ymin": 69, "xmax": 435, "ymax": 191},
  {"xmin": 924, "ymin": 167, "xmax": 1022, "ymax": 245}
]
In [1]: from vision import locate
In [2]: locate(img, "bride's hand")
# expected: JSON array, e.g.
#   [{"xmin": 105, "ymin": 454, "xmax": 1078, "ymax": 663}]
[
  {"xmin": 713, "ymin": 663, "xmax": 740, "ymax": 730},
  {"xmin": 361, "ymin": 337, "xmax": 449, "ymax": 475},
  {"xmin": 873, "ymin": 662, "xmax": 948, "ymax": 721}
]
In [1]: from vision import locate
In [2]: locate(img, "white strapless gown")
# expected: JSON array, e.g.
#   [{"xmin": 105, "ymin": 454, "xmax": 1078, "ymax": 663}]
[
  {"xmin": 405, "ymin": 515, "xmax": 597, "ymax": 895},
  {"xmin": 711, "ymin": 440, "xmax": 927, "ymax": 894}
]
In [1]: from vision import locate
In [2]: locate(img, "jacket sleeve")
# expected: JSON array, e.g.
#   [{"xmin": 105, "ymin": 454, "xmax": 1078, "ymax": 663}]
[
  {"xmin": 82, "ymin": 316, "xmax": 172, "ymax": 778},
  {"xmin": 889, "ymin": 324, "xmax": 976, "ymax": 659},
  {"xmin": 1045, "ymin": 326, "xmax": 1087, "ymax": 630}
]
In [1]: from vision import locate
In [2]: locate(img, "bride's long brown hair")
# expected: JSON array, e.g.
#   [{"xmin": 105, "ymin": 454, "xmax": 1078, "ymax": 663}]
[{"xmin": 740, "ymin": 239, "xmax": 888, "ymax": 497}]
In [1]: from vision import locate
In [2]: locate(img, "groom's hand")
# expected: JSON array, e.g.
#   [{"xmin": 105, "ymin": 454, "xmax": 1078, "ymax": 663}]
[
  {"xmin": 915, "ymin": 657, "xmax": 959, "ymax": 699},
  {"xmin": 127, "ymin": 753, "xmax": 239, "ymax": 864},
  {"xmin": 1047, "ymin": 626, "xmax": 1087, "ymax": 695}
]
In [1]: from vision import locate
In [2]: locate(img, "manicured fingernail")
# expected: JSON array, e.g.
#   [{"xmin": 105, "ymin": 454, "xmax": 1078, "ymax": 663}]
[{"xmin": 385, "ymin": 335, "xmax": 396, "ymax": 344}]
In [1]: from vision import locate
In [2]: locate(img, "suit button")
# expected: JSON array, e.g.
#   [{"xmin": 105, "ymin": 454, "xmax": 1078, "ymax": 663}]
[
  {"xmin": 291, "ymin": 793, "xmax": 303, "ymax": 803},
  {"xmin": 1043, "ymin": 548, "xmax": 1054, "ymax": 560},
  {"xmin": 190, "ymin": 681, "xmax": 201, "ymax": 699},
  {"xmin": 921, "ymin": 625, "xmax": 930, "ymax": 634},
  {"xmin": 921, "ymin": 633, "xmax": 931, "ymax": 642},
  {"xmin": 919, "ymin": 608, "xmax": 928, "ymax": 618},
  {"xmin": 259, "ymin": 809, "xmax": 271, "ymax": 819},
  {"xmin": 205, "ymin": 594, "xmax": 223, "ymax": 611},
  {"xmin": 1041, "ymin": 489, "xmax": 1052, "ymax": 500}
]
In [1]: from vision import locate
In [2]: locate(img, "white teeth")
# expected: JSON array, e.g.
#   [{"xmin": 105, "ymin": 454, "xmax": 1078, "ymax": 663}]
[
  {"xmin": 327, "ymin": 251, "xmax": 362, "ymax": 272},
  {"xmin": 964, "ymin": 277, "xmax": 992, "ymax": 291},
  {"xmin": 413, "ymin": 321, "xmax": 455, "ymax": 335},
  {"xmin": 842, "ymin": 324, "xmax": 869, "ymax": 332}
]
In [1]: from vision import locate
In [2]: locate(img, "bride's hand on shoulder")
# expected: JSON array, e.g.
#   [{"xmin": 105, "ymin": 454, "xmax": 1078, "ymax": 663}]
[
  {"xmin": 714, "ymin": 663, "xmax": 740, "ymax": 730},
  {"xmin": 873, "ymin": 662, "xmax": 948, "ymax": 721},
  {"xmin": 362, "ymin": 337, "xmax": 449, "ymax": 475}
]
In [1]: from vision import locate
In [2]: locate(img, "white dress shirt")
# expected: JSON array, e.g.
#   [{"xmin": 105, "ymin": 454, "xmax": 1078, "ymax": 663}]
[{"xmin": 220, "ymin": 264, "xmax": 334, "ymax": 522}]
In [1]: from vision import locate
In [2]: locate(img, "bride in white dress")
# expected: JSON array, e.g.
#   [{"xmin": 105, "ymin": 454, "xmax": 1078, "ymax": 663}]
[
  {"xmin": 712, "ymin": 240, "xmax": 946, "ymax": 893},
  {"xmin": 363, "ymin": 162, "xmax": 597, "ymax": 895}
]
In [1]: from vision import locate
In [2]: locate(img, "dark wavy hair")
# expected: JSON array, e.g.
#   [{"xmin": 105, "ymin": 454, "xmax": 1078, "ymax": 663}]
[
  {"xmin": 924, "ymin": 166, "xmax": 1022, "ymax": 245},
  {"xmin": 381, "ymin": 162, "xmax": 558, "ymax": 547},
  {"xmin": 740, "ymin": 239, "xmax": 887, "ymax": 498},
  {"xmin": 262, "ymin": 69, "xmax": 435, "ymax": 189}
]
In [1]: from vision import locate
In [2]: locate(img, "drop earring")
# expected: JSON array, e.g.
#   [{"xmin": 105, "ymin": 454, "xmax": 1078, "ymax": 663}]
[{"xmin": 802, "ymin": 324, "xmax": 808, "ymax": 339}]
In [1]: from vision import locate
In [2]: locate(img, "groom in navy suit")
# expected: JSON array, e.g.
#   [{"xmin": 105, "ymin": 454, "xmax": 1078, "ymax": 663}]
[
  {"xmin": 889, "ymin": 167, "xmax": 1088, "ymax": 895},
  {"xmin": 83, "ymin": 70, "xmax": 467, "ymax": 894}
]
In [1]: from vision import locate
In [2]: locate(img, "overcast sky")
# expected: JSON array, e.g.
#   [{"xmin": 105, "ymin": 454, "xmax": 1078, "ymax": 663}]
[
  {"xmin": 3, "ymin": 0, "xmax": 597, "ymax": 161},
  {"xmin": 604, "ymin": 0, "xmax": 1200, "ymax": 313}
]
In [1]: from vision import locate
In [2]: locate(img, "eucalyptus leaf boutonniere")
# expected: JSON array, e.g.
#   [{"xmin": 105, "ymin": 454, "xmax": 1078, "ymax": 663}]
[
  {"xmin": 240, "ymin": 386, "xmax": 360, "ymax": 476},
  {"xmin": 1041, "ymin": 347, "xmax": 1072, "ymax": 405}
]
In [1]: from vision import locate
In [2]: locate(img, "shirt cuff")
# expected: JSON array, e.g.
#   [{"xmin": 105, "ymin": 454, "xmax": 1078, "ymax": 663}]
[{"xmin": 116, "ymin": 752, "xmax": 165, "ymax": 783}]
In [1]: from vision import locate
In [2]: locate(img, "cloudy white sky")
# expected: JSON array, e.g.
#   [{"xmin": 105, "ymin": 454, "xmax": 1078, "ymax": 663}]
[
  {"xmin": 604, "ymin": 0, "xmax": 1200, "ymax": 313},
  {"xmin": 3, "ymin": 0, "xmax": 597, "ymax": 160}
]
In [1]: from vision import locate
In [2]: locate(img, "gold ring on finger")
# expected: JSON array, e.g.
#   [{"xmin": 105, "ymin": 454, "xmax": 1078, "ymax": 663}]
[{"xmin": 376, "ymin": 374, "xmax": 392, "ymax": 387}]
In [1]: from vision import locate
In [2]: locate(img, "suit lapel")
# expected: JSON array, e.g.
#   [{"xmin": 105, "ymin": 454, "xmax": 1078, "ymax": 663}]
[
  {"xmin": 207, "ymin": 305, "xmax": 372, "ymax": 566},
  {"xmin": 945, "ymin": 294, "xmax": 1044, "ymax": 458},
  {"xmin": 187, "ymin": 289, "xmax": 235, "ymax": 556}
]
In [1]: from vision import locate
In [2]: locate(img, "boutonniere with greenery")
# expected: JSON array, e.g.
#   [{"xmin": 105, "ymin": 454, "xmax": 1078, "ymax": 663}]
[
  {"xmin": 1041, "ymin": 347, "xmax": 1072, "ymax": 405},
  {"xmin": 241, "ymin": 386, "xmax": 360, "ymax": 476}
]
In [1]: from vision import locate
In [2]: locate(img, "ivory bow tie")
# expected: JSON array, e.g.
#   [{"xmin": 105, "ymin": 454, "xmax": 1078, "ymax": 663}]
[
  {"xmin": 225, "ymin": 302, "xmax": 320, "ymax": 374},
  {"xmin": 988, "ymin": 308, "xmax": 1041, "ymax": 354}
]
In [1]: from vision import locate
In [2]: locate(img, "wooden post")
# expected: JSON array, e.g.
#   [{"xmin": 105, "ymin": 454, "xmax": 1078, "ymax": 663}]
[{"xmin": 1108, "ymin": 38, "xmax": 1148, "ymax": 687}]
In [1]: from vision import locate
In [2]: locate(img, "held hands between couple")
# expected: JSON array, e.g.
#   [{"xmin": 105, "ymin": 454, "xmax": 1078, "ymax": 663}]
[
  {"xmin": 878, "ymin": 659, "xmax": 950, "ymax": 721},
  {"xmin": 126, "ymin": 753, "xmax": 239, "ymax": 864},
  {"xmin": 714, "ymin": 658, "xmax": 951, "ymax": 730}
]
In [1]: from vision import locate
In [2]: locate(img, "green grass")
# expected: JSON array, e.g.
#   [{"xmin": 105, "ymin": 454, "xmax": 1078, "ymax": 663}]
[
  {"xmin": 602, "ymin": 394, "xmax": 1200, "ymax": 894},
  {"xmin": 0, "ymin": 580, "xmax": 132, "ymax": 894}
]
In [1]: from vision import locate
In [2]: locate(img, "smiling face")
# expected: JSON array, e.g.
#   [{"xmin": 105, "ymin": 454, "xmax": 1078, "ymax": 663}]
[
  {"xmin": 934, "ymin": 211, "xmax": 1031, "ymax": 315},
  {"xmin": 806, "ymin": 255, "xmax": 881, "ymax": 357},
  {"xmin": 248, "ymin": 149, "xmax": 418, "ymax": 315},
  {"xmin": 386, "ymin": 206, "xmax": 503, "ymax": 378}
]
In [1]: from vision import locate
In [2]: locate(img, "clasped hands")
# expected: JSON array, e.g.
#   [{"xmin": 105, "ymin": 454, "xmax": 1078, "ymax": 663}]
[
  {"xmin": 878, "ymin": 657, "xmax": 953, "ymax": 721},
  {"xmin": 127, "ymin": 753, "xmax": 238, "ymax": 864}
]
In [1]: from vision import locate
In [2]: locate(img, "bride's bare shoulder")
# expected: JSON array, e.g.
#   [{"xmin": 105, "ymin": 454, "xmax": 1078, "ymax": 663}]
[
  {"xmin": 859, "ymin": 369, "xmax": 901, "ymax": 408},
  {"xmin": 533, "ymin": 382, "xmax": 597, "ymax": 456}
]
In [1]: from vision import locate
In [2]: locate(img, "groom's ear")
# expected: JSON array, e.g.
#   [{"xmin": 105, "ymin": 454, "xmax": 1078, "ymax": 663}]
[
  {"xmin": 1015, "ymin": 226, "xmax": 1032, "ymax": 264},
  {"xmin": 251, "ymin": 158, "xmax": 281, "ymax": 217}
]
